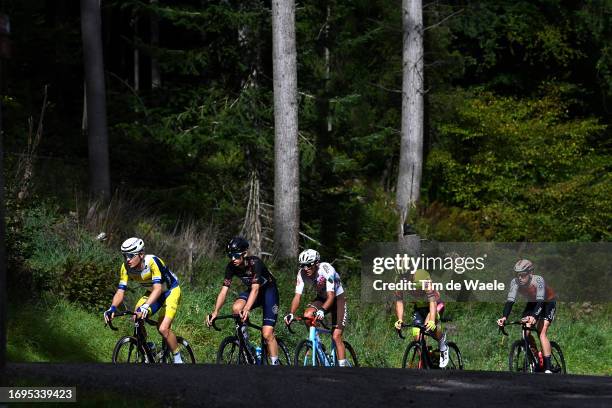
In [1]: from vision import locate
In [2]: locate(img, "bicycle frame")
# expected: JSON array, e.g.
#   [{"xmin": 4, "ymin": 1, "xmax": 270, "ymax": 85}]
[
  {"xmin": 398, "ymin": 323, "xmax": 438, "ymax": 369},
  {"xmin": 501, "ymin": 320, "xmax": 542, "ymax": 372},
  {"xmin": 107, "ymin": 310, "xmax": 160, "ymax": 363},
  {"xmin": 213, "ymin": 314, "xmax": 266, "ymax": 365},
  {"xmin": 307, "ymin": 325, "xmax": 337, "ymax": 367}
]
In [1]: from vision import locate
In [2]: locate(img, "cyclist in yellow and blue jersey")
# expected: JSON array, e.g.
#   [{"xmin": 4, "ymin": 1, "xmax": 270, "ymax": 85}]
[
  {"xmin": 394, "ymin": 269, "xmax": 449, "ymax": 368},
  {"xmin": 103, "ymin": 237, "xmax": 183, "ymax": 363}
]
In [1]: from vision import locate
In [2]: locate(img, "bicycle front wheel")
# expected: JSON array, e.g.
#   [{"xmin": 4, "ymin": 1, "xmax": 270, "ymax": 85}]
[
  {"xmin": 294, "ymin": 340, "xmax": 322, "ymax": 367},
  {"xmin": 550, "ymin": 341, "xmax": 566, "ymax": 374},
  {"xmin": 216, "ymin": 336, "xmax": 247, "ymax": 364},
  {"xmin": 444, "ymin": 342, "xmax": 463, "ymax": 370},
  {"xmin": 509, "ymin": 340, "xmax": 534, "ymax": 373},
  {"xmin": 402, "ymin": 341, "xmax": 425, "ymax": 369},
  {"xmin": 162, "ymin": 337, "xmax": 196, "ymax": 364},
  {"xmin": 112, "ymin": 336, "xmax": 147, "ymax": 363}
]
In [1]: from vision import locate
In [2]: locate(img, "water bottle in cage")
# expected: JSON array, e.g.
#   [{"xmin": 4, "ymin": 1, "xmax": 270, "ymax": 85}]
[{"xmin": 255, "ymin": 346, "xmax": 262, "ymax": 362}]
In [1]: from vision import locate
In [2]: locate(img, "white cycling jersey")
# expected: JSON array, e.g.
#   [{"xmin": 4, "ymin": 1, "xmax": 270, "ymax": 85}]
[{"xmin": 295, "ymin": 262, "xmax": 344, "ymax": 298}]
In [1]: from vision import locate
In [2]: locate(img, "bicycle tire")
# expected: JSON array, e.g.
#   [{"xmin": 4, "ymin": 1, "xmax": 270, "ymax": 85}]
[
  {"xmin": 443, "ymin": 342, "xmax": 463, "ymax": 370},
  {"xmin": 509, "ymin": 340, "xmax": 535, "ymax": 373},
  {"xmin": 402, "ymin": 341, "xmax": 425, "ymax": 369},
  {"xmin": 161, "ymin": 336, "xmax": 196, "ymax": 364},
  {"xmin": 216, "ymin": 336, "xmax": 247, "ymax": 364},
  {"xmin": 264, "ymin": 338, "xmax": 292, "ymax": 366},
  {"xmin": 294, "ymin": 340, "xmax": 322, "ymax": 367},
  {"xmin": 550, "ymin": 341, "xmax": 567, "ymax": 374},
  {"xmin": 342, "ymin": 341, "xmax": 359, "ymax": 367},
  {"xmin": 112, "ymin": 336, "xmax": 148, "ymax": 363}
]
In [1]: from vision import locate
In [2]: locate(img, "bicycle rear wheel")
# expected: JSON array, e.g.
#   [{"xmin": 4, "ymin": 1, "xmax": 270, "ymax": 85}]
[
  {"xmin": 112, "ymin": 336, "xmax": 147, "ymax": 363},
  {"xmin": 342, "ymin": 341, "xmax": 359, "ymax": 367},
  {"xmin": 216, "ymin": 336, "xmax": 247, "ymax": 364},
  {"xmin": 265, "ymin": 338, "xmax": 291, "ymax": 366},
  {"xmin": 550, "ymin": 341, "xmax": 566, "ymax": 374},
  {"xmin": 443, "ymin": 342, "xmax": 463, "ymax": 370},
  {"xmin": 161, "ymin": 337, "xmax": 196, "ymax": 364},
  {"xmin": 294, "ymin": 340, "xmax": 322, "ymax": 367},
  {"xmin": 402, "ymin": 341, "xmax": 425, "ymax": 369}
]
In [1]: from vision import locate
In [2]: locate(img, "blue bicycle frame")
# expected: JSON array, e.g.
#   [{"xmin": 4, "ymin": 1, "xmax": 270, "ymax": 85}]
[{"xmin": 307, "ymin": 324, "xmax": 337, "ymax": 367}]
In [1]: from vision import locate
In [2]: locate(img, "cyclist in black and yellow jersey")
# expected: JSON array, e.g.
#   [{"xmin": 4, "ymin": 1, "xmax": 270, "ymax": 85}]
[
  {"xmin": 103, "ymin": 237, "xmax": 184, "ymax": 364},
  {"xmin": 394, "ymin": 269, "xmax": 449, "ymax": 367}
]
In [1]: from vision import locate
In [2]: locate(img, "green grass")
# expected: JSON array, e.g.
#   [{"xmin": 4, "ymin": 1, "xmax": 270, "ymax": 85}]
[{"xmin": 7, "ymin": 263, "xmax": 612, "ymax": 375}]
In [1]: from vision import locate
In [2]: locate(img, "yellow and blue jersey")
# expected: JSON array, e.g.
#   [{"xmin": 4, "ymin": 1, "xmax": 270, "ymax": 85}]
[{"xmin": 118, "ymin": 254, "xmax": 179, "ymax": 291}]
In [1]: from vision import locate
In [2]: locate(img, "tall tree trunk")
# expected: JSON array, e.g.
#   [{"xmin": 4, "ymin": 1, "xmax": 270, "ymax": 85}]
[
  {"xmin": 150, "ymin": 0, "xmax": 160, "ymax": 89},
  {"xmin": 81, "ymin": 0, "xmax": 111, "ymax": 202},
  {"xmin": 272, "ymin": 0, "xmax": 299, "ymax": 260},
  {"xmin": 132, "ymin": 15, "xmax": 139, "ymax": 91},
  {"xmin": 396, "ymin": 0, "xmax": 424, "ymax": 238},
  {"xmin": 0, "ymin": 90, "xmax": 6, "ymax": 368}
]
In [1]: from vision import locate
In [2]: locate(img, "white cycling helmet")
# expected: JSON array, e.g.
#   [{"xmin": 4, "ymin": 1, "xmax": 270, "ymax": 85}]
[
  {"xmin": 298, "ymin": 249, "xmax": 320, "ymax": 266},
  {"xmin": 121, "ymin": 237, "xmax": 145, "ymax": 254},
  {"xmin": 514, "ymin": 259, "xmax": 534, "ymax": 274}
]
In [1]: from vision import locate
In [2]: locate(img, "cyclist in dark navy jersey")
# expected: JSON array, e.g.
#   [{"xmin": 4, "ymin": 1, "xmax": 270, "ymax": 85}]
[{"xmin": 206, "ymin": 237, "xmax": 281, "ymax": 365}]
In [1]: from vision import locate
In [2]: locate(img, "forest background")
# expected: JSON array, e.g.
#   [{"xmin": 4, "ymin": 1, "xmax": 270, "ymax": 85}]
[{"xmin": 2, "ymin": 0, "xmax": 610, "ymax": 373}]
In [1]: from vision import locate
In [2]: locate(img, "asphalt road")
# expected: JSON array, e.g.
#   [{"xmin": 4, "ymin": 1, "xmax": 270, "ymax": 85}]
[{"xmin": 1, "ymin": 363, "xmax": 611, "ymax": 407}]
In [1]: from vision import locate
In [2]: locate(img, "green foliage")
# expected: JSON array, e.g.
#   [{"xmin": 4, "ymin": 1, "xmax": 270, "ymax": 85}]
[
  {"xmin": 423, "ymin": 86, "xmax": 610, "ymax": 240},
  {"xmin": 10, "ymin": 205, "xmax": 116, "ymax": 308}
]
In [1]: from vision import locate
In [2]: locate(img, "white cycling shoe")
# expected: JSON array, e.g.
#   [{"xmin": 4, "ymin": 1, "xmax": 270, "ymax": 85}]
[{"xmin": 439, "ymin": 348, "xmax": 449, "ymax": 368}]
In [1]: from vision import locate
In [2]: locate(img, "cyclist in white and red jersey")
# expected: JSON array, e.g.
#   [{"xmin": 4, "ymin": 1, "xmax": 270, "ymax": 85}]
[
  {"xmin": 284, "ymin": 249, "xmax": 349, "ymax": 366},
  {"xmin": 497, "ymin": 259, "xmax": 557, "ymax": 373}
]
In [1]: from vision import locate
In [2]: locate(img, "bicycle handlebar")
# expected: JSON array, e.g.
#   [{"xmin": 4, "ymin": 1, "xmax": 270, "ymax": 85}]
[
  {"xmin": 209, "ymin": 314, "xmax": 263, "ymax": 332},
  {"xmin": 105, "ymin": 310, "xmax": 158, "ymax": 331},
  {"xmin": 498, "ymin": 320, "xmax": 541, "ymax": 336},
  {"xmin": 396, "ymin": 322, "xmax": 435, "ymax": 340},
  {"xmin": 285, "ymin": 316, "xmax": 330, "ymax": 334}
]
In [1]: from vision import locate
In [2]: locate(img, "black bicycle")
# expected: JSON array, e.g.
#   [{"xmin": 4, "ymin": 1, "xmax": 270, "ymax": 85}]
[
  {"xmin": 211, "ymin": 314, "xmax": 291, "ymax": 365},
  {"xmin": 107, "ymin": 310, "xmax": 196, "ymax": 364},
  {"xmin": 397, "ymin": 322, "xmax": 463, "ymax": 369},
  {"xmin": 500, "ymin": 320, "xmax": 566, "ymax": 374}
]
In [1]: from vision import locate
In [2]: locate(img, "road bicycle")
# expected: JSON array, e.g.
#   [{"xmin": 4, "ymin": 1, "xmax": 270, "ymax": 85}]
[
  {"xmin": 500, "ymin": 320, "xmax": 566, "ymax": 374},
  {"xmin": 287, "ymin": 316, "xmax": 358, "ymax": 367},
  {"xmin": 396, "ymin": 322, "xmax": 463, "ymax": 369},
  {"xmin": 211, "ymin": 314, "xmax": 291, "ymax": 365},
  {"xmin": 107, "ymin": 310, "xmax": 196, "ymax": 364}
]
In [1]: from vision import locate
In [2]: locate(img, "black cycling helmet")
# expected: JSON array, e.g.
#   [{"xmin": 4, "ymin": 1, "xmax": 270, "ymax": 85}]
[{"xmin": 227, "ymin": 236, "xmax": 249, "ymax": 254}]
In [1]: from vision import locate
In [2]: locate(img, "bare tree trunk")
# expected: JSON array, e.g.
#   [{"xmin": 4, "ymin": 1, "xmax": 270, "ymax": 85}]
[
  {"xmin": 132, "ymin": 15, "xmax": 139, "ymax": 91},
  {"xmin": 0, "ymin": 90, "xmax": 6, "ymax": 368},
  {"xmin": 272, "ymin": 0, "xmax": 299, "ymax": 260},
  {"xmin": 81, "ymin": 0, "xmax": 111, "ymax": 202},
  {"xmin": 150, "ymin": 0, "xmax": 161, "ymax": 89},
  {"xmin": 396, "ymin": 0, "xmax": 424, "ymax": 238}
]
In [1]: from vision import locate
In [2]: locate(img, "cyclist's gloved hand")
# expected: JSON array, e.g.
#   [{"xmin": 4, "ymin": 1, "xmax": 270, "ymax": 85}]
[
  {"xmin": 206, "ymin": 312, "xmax": 217, "ymax": 327},
  {"xmin": 496, "ymin": 317, "xmax": 507, "ymax": 327},
  {"xmin": 284, "ymin": 313, "xmax": 294, "ymax": 325},
  {"xmin": 424, "ymin": 320, "xmax": 436, "ymax": 332},
  {"xmin": 315, "ymin": 309, "xmax": 325, "ymax": 320},
  {"xmin": 523, "ymin": 315, "xmax": 536, "ymax": 325},
  {"xmin": 394, "ymin": 319, "xmax": 403, "ymax": 331},
  {"xmin": 104, "ymin": 305, "xmax": 117, "ymax": 323},
  {"xmin": 137, "ymin": 303, "xmax": 150, "ymax": 319}
]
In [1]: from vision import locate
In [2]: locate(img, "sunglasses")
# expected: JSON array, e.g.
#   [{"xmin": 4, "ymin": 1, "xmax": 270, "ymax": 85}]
[
  {"xmin": 517, "ymin": 272, "xmax": 530, "ymax": 279},
  {"xmin": 228, "ymin": 252, "xmax": 245, "ymax": 260},
  {"xmin": 124, "ymin": 252, "xmax": 139, "ymax": 261},
  {"xmin": 300, "ymin": 263, "xmax": 315, "ymax": 269}
]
